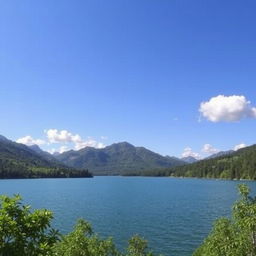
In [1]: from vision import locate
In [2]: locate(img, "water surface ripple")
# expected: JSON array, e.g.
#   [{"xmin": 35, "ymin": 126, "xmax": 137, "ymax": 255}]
[{"xmin": 0, "ymin": 176, "xmax": 255, "ymax": 256}]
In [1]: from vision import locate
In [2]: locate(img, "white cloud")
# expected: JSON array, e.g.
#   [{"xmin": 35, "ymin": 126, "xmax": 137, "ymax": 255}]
[
  {"xmin": 46, "ymin": 129, "xmax": 78, "ymax": 143},
  {"xmin": 199, "ymin": 95, "xmax": 256, "ymax": 122},
  {"xmin": 234, "ymin": 143, "xmax": 247, "ymax": 151},
  {"xmin": 47, "ymin": 145, "xmax": 70, "ymax": 154},
  {"xmin": 17, "ymin": 129, "xmax": 106, "ymax": 153},
  {"xmin": 202, "ymin": 144, "xmax": 219, "ymax": 155},
  {"xmin": 47, "ymin": 148, "xmax": 57, "ymax": 154},
  {"xmin": 181, "ymin": 147, "xmax": 201, "ymax": 159},
  {"xmin": 45, "ymin": 129, "xmax": 105, "ymax": 151},
  {"xmin": 59, "ymin": 146, "xmax": 69, "ymax": 153},
  {"xmin": 16, "ymin": 136, "xmax": 45, "ymax": 146}
]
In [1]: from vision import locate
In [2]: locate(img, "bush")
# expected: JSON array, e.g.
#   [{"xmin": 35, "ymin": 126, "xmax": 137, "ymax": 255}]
[
  {"xmin": 0, "ymin": 195, "xmax": 59, "ymax": 256},
  {"xmin": 194, "ymin": 184, "xmax": 256, "ymax": 256},
  {"xmin": 0, "ymin": 195, "xmax": 159, "ymax": 256}
]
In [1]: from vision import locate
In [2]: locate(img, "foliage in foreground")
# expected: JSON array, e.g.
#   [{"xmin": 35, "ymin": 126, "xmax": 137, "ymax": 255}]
[
  {"xmin": 194, "ymin": 184, "xmax": 256, "ymax": 256},
  {"xmin": 0, "ymin": 195, "xmax": 58, "ymax": 256},
  {"xmin": 0, "ymin": 195, "xmax": 159, "ymax": 256},
  {"xmin": 2, "ymin": 184, "xmax": 255, "ymax": 256}
]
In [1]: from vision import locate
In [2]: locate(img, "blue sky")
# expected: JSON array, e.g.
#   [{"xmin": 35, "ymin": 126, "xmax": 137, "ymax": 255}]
[{"xmin": 1, "ymin": 0, "xmax": 256, "ymax": 158}]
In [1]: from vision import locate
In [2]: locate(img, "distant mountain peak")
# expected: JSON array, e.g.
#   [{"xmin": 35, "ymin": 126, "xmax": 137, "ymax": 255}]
[
  {"xmin": 181, "ymin": 156, "xmax": 198, "ymax": 163},
  {"xmin": 28, "ymin": 144, "xmax": 64, "ymax": 163},
  {"xmin": 206, "ymin": 150, "xmax": 234, "ymax": 160},
  {"xmin": 112, "ymin": 142, "xmax": 134, "ymax": 147},
  {"xmin": 29, "ymin": 144, "xmax": 43, "ymax": 153},
  {"xmin": 0, "ymin": 135, "xmax": 9, "ymax": 142}
]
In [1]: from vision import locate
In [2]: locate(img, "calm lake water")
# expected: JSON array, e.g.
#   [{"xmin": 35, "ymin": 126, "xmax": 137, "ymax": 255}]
[{"xmin": 0, "ymin": 176, "xmax": 255, "ymax": 255}]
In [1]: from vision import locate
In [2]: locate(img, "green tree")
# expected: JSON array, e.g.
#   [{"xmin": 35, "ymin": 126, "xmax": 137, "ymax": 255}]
[
  {"xmin": 0, "ymin": 195, "xmax": 160, "ymax": 256},
  {"xmin": 53, "ymin": 220, "xmax": 159, "ymax": 256},
  {"xmin": 193, "ymin": 184, "xmax": 256, "ymax": 256},
  {"xmin": 126, "ymin": 235, "xmax": 154, "ymax": 256},
  {"xmin": 0, "ymin": 195, "xmax": 59, "ymax": 256},
  {"xmin": 53, "ymin": 219, "xmax": 120, "ymax": 256}
]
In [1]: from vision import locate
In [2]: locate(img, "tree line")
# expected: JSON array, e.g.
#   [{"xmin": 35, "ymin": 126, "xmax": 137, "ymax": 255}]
[
  {"xmin": 124, "ymin": 145, "xmax": 256, "ymax": 180},
  {"xmin": 0, "ymin": 158, "xmax": 92, "ymax": 178},
  {"xmin": 169, "ymin": 145, "xmax": 256, "ymax": 180}
]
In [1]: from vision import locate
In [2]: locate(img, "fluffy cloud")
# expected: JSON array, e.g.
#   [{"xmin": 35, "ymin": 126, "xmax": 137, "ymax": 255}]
[
  {"xmin": 234, "ymin": 143, "xmax": 247, "ymax": 151},
  {"xmin": 201, "ymin": 144, "xmax": 219, "ymax": 154},
  {"xmin": 17, "ymin": 129, "xmax": 106, "ymax": 153},
  {"xmin": 16, "ymin": 136, "xmax": 45, "ymax": 146},
  {"xmin": 74, "ymin": 138, "xmax": 105, "ymax": 150},
  {"xmin": 199, "ymin": 95, "xmax": 256, "ymax": 122},
  {"xmin": 46, "ymin": 129, "xmax": 79, "ymax": 143},
  {"xmin": 45, "ymin": 129, "xmax": 105, "ymax": 151},
  {"xmin": 181, "ymin": 147, "xmax": 201, "ymax": 159}
]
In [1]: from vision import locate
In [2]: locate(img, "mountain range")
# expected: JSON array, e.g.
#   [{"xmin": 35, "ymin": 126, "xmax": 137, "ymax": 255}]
[
  {"xmin": 0, "ymin": 135, "xmax": 187, "ymax": 177},
  {"xmin": 205, "ymin": 150, "xmax": 234, "ymax": 159},
  {"xmin": 1, "ymin": 134, "xmax": 255, "ymax": 180},
  {"xmin": 54, "ymin": 142, "xmax": 186, "ymax": 175},
  {"xmin": 180, "ymin": 151, "xmax": 235, "ymax": 163},
  {"xmin": 181, "ymin": 156, "xmax": 198, "ymax": 163}
]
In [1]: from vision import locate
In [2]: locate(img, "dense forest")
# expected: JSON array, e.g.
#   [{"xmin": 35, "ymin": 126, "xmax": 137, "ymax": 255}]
[
  {"xmin": 169, "ymin": 144, "xmax": 256, "ymax": 180},
  {"xmin": 123, "ymin": 145, "xmax": 256, "ymax": 180},
  {"xmin": 0, "ymin": 159, "xmax": 92, "ymax": 179},
  {"xmin": 0, "ymin": 136, "xmax": 92, "ymax": 178}
]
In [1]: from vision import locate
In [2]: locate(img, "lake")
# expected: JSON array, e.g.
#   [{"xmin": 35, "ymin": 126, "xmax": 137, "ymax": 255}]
[{"xmin": 0, "ymin": 176, "xmax": 255, "ymax": 255}]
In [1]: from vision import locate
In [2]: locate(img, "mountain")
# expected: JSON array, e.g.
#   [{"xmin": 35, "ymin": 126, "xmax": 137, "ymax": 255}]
[
  {"xmin": 29, "ymin": 144, "xmax": 45, "ymax": 154},
  {"xmin": 29, "ymin": 144, "xmax": 62, "ymax": 163},
  {"xmin": 0, "ymin": 136, "xmax": 92, "ymax": 178},
  {"xmin": 181, "ymin": 156, "xmax": 198, "ymax": 163},
  {"xmin": 169, "ymin": 145, "xmax": 256, "ymax": 180},
  {"xmin": 55, "ymin": 142, "xmax": 186, "ymax": 175},
  {"xmin": 205, "ymin": 150, "xmax": 234, "ymax": 159},
  {"xmin": 0, "ymin": 135, "xmax": 9, "ymax": 142}
]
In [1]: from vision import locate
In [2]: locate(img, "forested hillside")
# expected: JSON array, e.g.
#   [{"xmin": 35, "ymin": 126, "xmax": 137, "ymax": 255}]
[
  {"xmin": 169, "ymin": 145, "xmax": 256, "ymax": 180},
  {"xmin": 55, "ymin": 142, "xmax": 185, "ymax": 175},
  {"xmin": 0, "ymin": 136, "xmax": 92, "ymax": 178}
]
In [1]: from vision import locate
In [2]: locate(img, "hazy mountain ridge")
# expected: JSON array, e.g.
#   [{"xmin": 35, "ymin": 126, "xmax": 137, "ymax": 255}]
[
  {"xmin": 181, "ymin": 156, "xmax": 198, "ymax": 163},
  {"xmin": 28, "ymin": 144, "xmax": 63, "ymax": 164},
  {"xmin": 205, "ymin": 150, "xmax": 234, "ymax": 159}
]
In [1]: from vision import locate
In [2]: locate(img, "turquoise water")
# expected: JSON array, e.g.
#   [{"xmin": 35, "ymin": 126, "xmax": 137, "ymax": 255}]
[{"xmin": 0, "ymin": 177, "xmax": 255, "ymax": 255}]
